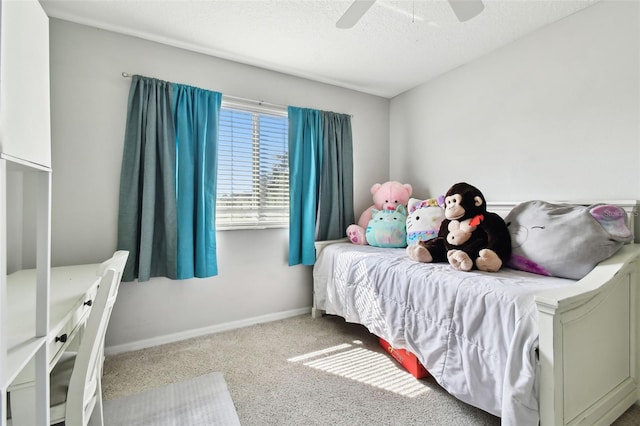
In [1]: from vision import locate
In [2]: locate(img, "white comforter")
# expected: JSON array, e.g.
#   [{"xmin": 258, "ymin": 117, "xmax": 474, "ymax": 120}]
[{"xmin": 313, "ymin": 243, "xmax": 575, "ymax": 426}]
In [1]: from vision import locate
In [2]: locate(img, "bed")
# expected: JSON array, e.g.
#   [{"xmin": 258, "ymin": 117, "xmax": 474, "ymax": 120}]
[{"xmin": 312, "ymin": 200, "xmax": 640, "ymax": 426}]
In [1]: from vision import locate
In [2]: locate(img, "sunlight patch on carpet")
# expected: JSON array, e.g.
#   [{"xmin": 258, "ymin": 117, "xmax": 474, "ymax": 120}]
[
  {"xmin": 287, "ymin": 343, "xmax": 353, "ymax": 362},
  {"xmin": 288, "ymin": 340, "xmax": 431, "ymax": 398}
]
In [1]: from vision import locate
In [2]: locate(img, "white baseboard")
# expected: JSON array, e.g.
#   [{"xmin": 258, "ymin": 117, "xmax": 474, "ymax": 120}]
[{"xmin": 105, "ymin": 307, "xmax": 312, "ymax": 355}]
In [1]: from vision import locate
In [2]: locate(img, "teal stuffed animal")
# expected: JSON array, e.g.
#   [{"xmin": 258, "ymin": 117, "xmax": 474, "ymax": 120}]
[{"xmin": 365, "ymin": 205, "xmax": 407, "ymax": 248}]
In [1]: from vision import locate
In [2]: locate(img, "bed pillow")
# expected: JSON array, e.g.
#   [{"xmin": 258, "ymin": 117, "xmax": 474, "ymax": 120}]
[{"xmin": 504, "ymin": 200, "xmax": 632, "ymax": 280}]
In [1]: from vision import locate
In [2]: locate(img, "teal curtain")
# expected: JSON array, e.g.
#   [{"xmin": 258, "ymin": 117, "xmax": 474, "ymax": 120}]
[
  {"xmin": 117, "ymin": 75, "xmax": 221, "ymax": 281},
  {"xmin": 288, "ymin": 107, "xmax": 321, "ymax": 266},
  {"xmin": 118, "ymin": 76, "xmax": 178, "ymax": 282},
  {"xmin": 288, "ymin": 107, "xmax": 354, "ymax": 266},
  {"xmin": 317, "ymin": 111, "xmax": 354, "ymax": 241},
  {"xmin": 173, "ymin": 84, "xmax": 222, "ymax": 279}
]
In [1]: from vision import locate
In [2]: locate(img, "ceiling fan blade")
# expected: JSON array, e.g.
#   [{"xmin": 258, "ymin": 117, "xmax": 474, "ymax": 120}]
[
  {"xmin": 448, "ymin": 0, "xmax": 484, "ymax": 22},
  {"xmin": 336, "ymin": 0, "xmax": 376, "ymax": 29}
]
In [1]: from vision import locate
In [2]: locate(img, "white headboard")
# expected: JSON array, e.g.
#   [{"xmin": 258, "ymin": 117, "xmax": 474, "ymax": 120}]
[{"xmin": 487, "ymin": 200, "xmax": 640, "ymax": 243}]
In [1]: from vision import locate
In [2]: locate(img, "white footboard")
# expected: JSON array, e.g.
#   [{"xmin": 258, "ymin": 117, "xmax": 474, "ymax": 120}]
[{"xmin": 536, "ymin": 244, "xmax": 640, "ymax": 425}]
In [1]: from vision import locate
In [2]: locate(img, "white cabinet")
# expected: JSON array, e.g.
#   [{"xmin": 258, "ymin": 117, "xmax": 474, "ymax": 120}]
[
  {"xmin": 0, "ymin": 0, "xmax": 52, "ymax": 425},
  {"xmin": 0, "ymin": 0, "xmax": 52, "ymax": 168}
]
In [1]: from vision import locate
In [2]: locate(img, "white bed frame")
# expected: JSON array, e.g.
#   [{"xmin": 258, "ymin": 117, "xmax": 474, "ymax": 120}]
[{"xmin": 313, "ymin": 200, "xmax": 640, "ymax": 425}]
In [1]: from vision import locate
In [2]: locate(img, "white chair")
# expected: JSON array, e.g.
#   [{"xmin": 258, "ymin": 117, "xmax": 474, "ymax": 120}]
[
  {"xmin": 93, "ymin": 250, "xmax": 129, "ymax": 377},
  {"xmin": 96, "ymin": 250, "xmax": 129, "ymax": 278},
  {"xmin": 49, "ymin": 251, "xmax": 128, "ymax": 426}
]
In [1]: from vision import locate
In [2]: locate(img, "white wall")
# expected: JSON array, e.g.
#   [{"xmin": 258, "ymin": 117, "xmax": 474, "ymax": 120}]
[
  {"xmin": 48, "ymin": 20, "xmax": 390, "ymax": 351},
  {"xmin": 390, "ymin": 0, "xmax": 640, "ymax": 202},
  {"xmin": 48, "ymin": 0, "xmax": 639, "ymax": 352}
]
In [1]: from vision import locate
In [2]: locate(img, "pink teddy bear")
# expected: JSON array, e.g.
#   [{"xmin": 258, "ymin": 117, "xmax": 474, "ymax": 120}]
[{"xmin": 346, "ymin": 181, "xmax": 413, "ymax": 245}]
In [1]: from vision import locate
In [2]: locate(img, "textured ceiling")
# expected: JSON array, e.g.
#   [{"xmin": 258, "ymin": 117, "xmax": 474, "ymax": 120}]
[{"xmin": 40, "ymin": 0, "xmax": 600, "ymax": 98}]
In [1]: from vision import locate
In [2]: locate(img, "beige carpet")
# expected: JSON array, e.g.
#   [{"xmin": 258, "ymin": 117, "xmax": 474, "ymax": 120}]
[{"xmin": 102, "ymin": 314, "xmax": 640, "ymax": 426}]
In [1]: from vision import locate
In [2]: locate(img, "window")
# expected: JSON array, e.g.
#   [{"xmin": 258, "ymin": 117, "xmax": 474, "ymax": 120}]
[{"xmin": 216, "ymin": 98, "xmax": 289, "ymax": 230}]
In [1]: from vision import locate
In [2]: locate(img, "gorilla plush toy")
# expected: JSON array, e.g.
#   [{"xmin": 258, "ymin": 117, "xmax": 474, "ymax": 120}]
[{"xmin": 406, "ymin": 182, "xmax": 511, "ymax": 272}]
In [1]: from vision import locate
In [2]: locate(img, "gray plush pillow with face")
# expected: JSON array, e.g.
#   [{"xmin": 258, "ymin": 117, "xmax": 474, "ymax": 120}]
[{"xmin": 504, "ymin": 200, "xmax": 633, "ymax": 280}]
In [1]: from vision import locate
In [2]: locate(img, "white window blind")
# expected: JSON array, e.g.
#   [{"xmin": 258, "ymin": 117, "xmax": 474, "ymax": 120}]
[{"xmin": 216, "ymin": 98, "xmax": 289, "ymax": 230}]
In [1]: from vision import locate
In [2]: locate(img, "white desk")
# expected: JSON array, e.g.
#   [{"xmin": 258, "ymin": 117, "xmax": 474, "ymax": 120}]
[{"xmin": 7, "ymin": 264, "xmax": 101, "ymax": 425}]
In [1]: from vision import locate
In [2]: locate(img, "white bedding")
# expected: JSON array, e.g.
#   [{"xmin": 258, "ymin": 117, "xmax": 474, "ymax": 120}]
[{"xmin": 313, "ymin": 243, "xmax": 576, "ymax": 426}]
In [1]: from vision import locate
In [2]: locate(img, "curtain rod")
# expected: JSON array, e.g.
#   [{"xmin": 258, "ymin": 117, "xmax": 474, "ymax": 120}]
[
  {"xmin": 223, "ymin": 94, "xmax": 287, "ymax": 110},
  {"xmin": 121, "ymin": 71, "xmax": 286, "ymax": 110},
  {"xmin": 121, "ymin": 72, "xmax": 352, "ymax": 116}
]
